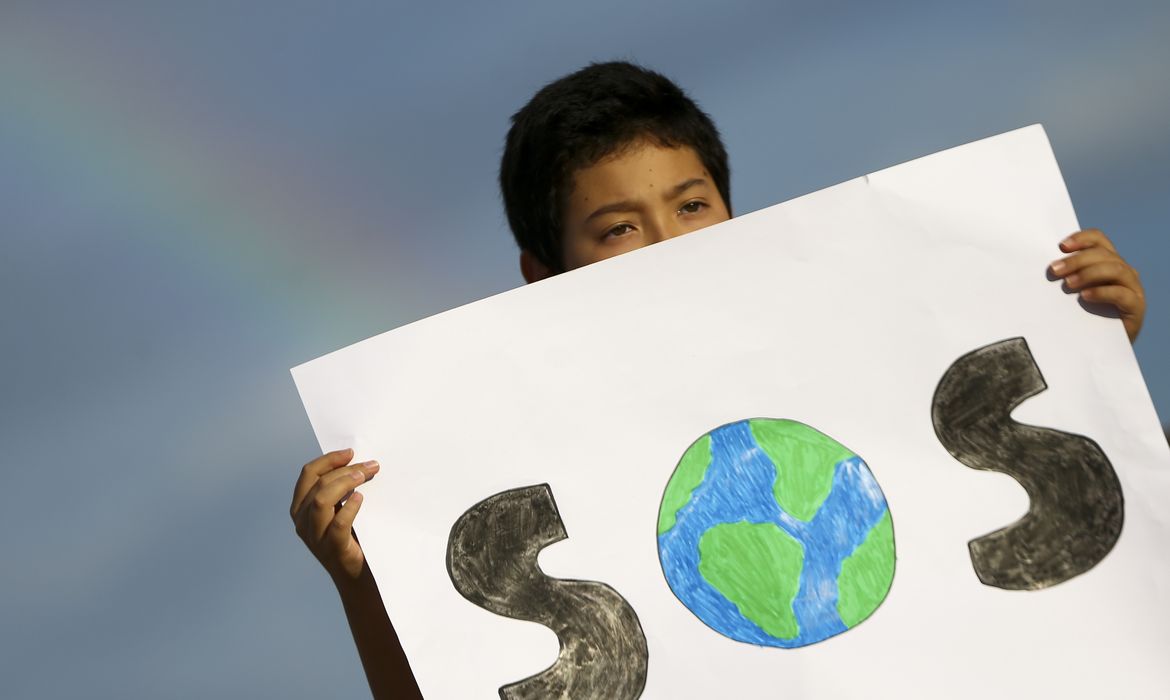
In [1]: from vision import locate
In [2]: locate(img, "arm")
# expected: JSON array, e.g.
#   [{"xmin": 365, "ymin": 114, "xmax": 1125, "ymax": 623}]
[
  {"xmin": 291, "ymin": 449, "xmax": 423, "ymax": 699},
  {"xmin": 1048, "ymin": 228, "xmax": 1146, "ymax": 343}
]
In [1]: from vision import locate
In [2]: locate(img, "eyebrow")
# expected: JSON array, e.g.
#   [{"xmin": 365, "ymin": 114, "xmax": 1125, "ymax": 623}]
[
  {"xmin": 584, "ymin": 177, "xmax": 710, "ymax": 223},
  {"xmin": 665, "ymin": 177, "xmax": 708, "ymax": 200}
]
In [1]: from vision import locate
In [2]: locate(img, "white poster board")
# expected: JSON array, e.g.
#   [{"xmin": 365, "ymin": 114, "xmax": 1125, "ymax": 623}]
[{"xmin": 293, "ymin": 126, "xmax": 1170, "ymax": 698}]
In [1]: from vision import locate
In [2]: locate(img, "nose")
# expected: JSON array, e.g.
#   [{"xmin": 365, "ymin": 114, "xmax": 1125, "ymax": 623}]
[{"xmin": 645, "ymin": 214, "xmax": 687, "ymax": 245}]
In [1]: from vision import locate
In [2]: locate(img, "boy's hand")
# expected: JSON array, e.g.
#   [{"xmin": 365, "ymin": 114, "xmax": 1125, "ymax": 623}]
[
  {"xmin": 291, "ymin": 448, "xmax": 380, "ymax": 582},
  {"xmin": 1049, "ymin": 229, "xmax": 1146, "ymax": 343}
]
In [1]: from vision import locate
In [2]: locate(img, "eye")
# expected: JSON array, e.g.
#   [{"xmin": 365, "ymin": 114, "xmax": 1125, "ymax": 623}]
[
  {"xmin": 604, "ymin": 223, "xmax": 636, "ymax": 239},
  {"xmin": 678, "ymin": 200, "xmax": 707, "ymax": 215}
]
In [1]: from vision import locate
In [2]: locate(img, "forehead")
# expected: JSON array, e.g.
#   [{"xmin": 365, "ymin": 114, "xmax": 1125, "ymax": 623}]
[{"xmin": 567, "ymin": 141, "xmax": 710, "ymax": 206}]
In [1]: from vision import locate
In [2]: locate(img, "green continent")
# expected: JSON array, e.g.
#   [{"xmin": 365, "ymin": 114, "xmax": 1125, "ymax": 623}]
[
  {"xmin": 657, "ymin": 435, "xmax": 712, "ymax": 535},
  {"xmin": 698, "ymin": 521, "xmax": 804, "ymax": 640},
  {"xmin": 749, "ymin": 419, "xmax": 855, "ymax": 522},
  {"xmin": 836, "ymin": 510, "xmax": 895, "ymax": 628}
]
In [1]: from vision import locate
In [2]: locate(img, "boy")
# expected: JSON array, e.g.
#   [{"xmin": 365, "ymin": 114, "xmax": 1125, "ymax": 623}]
[{"xmin": 289, "ymin": 62, "xmax": 1147, "ymax": 698}]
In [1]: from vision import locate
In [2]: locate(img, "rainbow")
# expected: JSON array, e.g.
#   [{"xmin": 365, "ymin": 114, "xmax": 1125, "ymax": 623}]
[{"xmin": 0, "ymin": 23, "xmax": 419, "ymax": 343}]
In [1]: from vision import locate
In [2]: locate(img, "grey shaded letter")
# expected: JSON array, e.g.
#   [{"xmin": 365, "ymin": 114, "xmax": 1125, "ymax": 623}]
[
  {"xmin": 447, "ymin": 484, "xmax": 648, "ymax": 699},
  {"xmin": 932, "ymin": 337, "xmax": 1124, "ymax": 589}
]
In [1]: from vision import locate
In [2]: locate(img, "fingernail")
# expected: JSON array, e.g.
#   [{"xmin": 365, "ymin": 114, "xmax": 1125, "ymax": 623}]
[
  {"xmin": 365, "ymin": 460, "xmax": 380, "ymax": 471},
  {"xmin": 1067, "ymin": 273, "xmax": 1080, "ymax": 287},
  {"xmin": 1050, "ymin": 260, "xmax": 1066, "ymax": 274},
  {"xmin": 1061, "ymin": 235, "xmax": 1076, "ymax": 248}
]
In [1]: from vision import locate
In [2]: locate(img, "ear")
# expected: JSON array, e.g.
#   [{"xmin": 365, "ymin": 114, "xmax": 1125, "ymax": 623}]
[{"xmin": 520, "ymin": 249, "xmax": 554, "ymax": 284}]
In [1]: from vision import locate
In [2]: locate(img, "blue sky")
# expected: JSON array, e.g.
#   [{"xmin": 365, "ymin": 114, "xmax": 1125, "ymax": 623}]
[{"xmin": 1, "ymin": 1, "xmax": 1167, "ymax": 696}]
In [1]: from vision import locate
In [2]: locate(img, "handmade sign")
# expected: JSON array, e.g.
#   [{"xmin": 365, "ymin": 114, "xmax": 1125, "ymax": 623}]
[{"xmin": 292, "ymin": 126, "xmax": 1170, "ymax": 698}]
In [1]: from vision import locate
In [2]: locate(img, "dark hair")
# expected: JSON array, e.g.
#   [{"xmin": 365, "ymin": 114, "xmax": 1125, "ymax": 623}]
[{"xmin": 499, "ymin": 61, "xmax": 731, "ymax": 272}]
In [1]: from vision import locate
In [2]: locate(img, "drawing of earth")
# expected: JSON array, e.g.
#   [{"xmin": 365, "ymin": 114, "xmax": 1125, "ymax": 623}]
[{"xmin": 657, "ymin": 419, "xmax": 895, "ymax": 648}]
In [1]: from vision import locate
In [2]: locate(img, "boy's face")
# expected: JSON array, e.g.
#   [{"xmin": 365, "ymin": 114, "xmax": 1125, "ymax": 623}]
[{"xmin": 520, "ymin": 140, "xmax": 731, "ymax": 283}]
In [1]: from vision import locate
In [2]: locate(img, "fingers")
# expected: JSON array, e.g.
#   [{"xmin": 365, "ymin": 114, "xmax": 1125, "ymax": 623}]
[
  {"xmin": 1055, "ymin": 256, "xmax": 1140, "ymax": 293},
  {"xmin": 291, "ymin": 448, "xmax": 354, "ymax": 517},
  {"xmin": 1050, "ymin": 230, "xmax": 1135, "ymax": 292},
  {"xmin": 304, "ymin": 461, "xmax": 380, "ymax": 541},
  {"xmin": 290, "ymin": 450, "xmax": 381, "ymax": 581},
  {"xmin": 324, "ymin": 491, "xmax": 364, "ymax": 561},
  {"xmin": 1059, "ymin": 228, "xmax": 1116, "ymax": 254},
  {"xmin": 1050, "ymin": 228, "xmax": 1146, "ymax": 343},
  {"xmin": 1079, "ymin": 284, "xmax": 1143, "ymax": 314},
  {"xmin": 1050, "ymin": 246, "xmax": 1114, "ymax": 277}
]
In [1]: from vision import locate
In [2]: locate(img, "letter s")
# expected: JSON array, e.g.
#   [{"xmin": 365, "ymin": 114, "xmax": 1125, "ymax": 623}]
[
  {"xmin": 932, "ymin": 337, "xmax": 1124, "ymax": 590},
  {"xmin": 446, "ymin": 484, "xmax": 648, "ymax": 699}
]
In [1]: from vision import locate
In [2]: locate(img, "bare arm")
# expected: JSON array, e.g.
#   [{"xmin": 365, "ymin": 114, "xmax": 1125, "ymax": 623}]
[
  {"xmin": 335, "ymin": 563, "xmax": 422, "ymax": 699},
  {"xmin": 291, "ymin": 449, "xmax": 422, "ymax": 699}
]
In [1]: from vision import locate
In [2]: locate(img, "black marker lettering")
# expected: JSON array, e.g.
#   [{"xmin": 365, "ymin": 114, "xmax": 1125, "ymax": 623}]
[
  {"xmin": 446, "ymin": 484, "xmax": 648, "ymax": 699},
  {"xmin": 932, "ymin": 337, "xmax": 1124, "ymax": 590}
]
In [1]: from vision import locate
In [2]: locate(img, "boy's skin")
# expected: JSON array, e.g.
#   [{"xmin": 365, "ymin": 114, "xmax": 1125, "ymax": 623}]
[
  {"xmin": 291, "ymin": 140, "xmax": 1146, "ymax": 698},
  {"xmin": 519, "ymin": 139, "xmax": 731, "ymax": 281}
]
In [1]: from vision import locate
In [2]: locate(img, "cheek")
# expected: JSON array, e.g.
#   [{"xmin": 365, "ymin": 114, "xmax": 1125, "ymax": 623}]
[
  {"xmin": 712, "ymin": 200, "xmax": 732, "ymax": 223},
  {"xmin": 560, "ymin": 233, "xmax": 605, "ymax": 271},
  {"xmin": 684, "ymin": 208, "xmax": 731, "ymax": 234},
  {"xmin": 558, "ymin": 227, "xmax": 596, "ymax": 270},
  {"xmin": 556, "ymin": 232, "xmax": 594, "ymax": 271}
]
